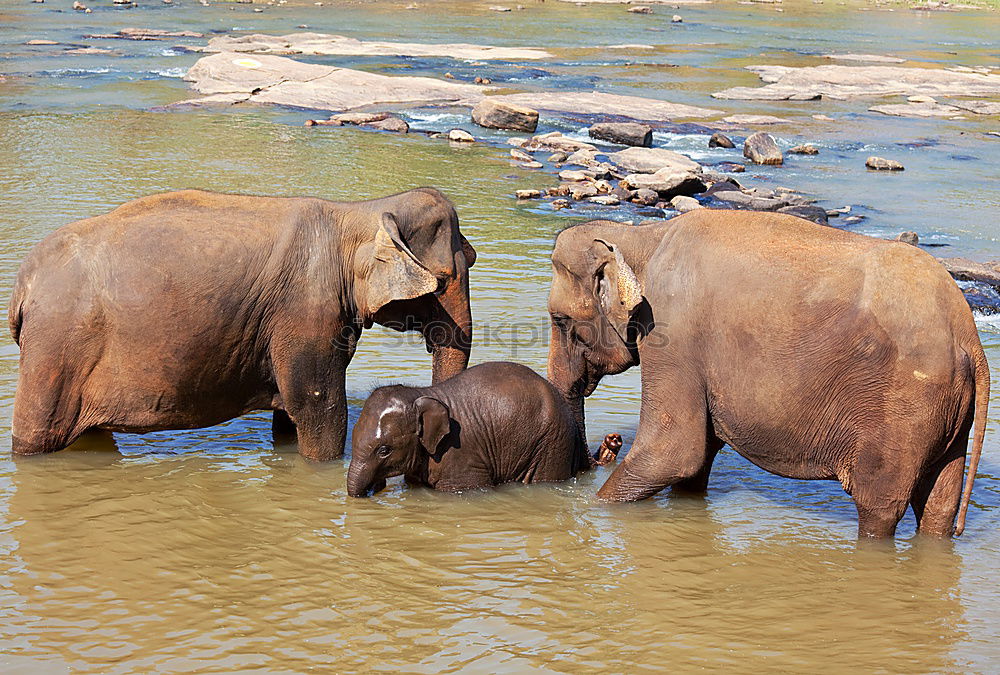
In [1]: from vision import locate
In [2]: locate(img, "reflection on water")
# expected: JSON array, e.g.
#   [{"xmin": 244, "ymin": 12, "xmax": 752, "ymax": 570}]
[{"xmin": 1, "ymin": 1, "xmax": 1000, "ymax": 671}]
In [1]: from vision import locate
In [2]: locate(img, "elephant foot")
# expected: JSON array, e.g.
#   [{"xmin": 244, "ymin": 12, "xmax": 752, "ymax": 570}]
[{"xmin": 593, "ymin": 433, "xmax": 623, "ymax": 466}]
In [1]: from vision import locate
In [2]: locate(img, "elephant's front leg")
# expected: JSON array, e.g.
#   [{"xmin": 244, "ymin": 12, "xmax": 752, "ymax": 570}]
[
  {"xmin": 272, "ymin": 342, "xmax": 350, "ymax": 461},
  {"xmin": 597, "ymin": 376, "xmax": 712, "ymax": 501}
]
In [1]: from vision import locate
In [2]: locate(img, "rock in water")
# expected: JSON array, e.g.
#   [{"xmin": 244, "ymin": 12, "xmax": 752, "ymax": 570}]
[
  {"xmin": 632, "ymin": 188, "xmax": 659, "ymax": 206},
  {"xmin": 448, "ymin": 129, "xmax": 475, "ymax": 142},
  {"xmin": 367, "ymin": 117, "xmax": 409, "ymax": 133},
  {"xmin": 628, "ymin": 5, "xmax": 653, "ymax": 13},
  {"xmin": 670, "ymin": 195, "xmax": 701, "ymax": 212},
  {"xmin": 777, "ymin": 204, "xmax": 829, "ymax": 225},
  {"xmin": 472, "ymin": 99, "xmax": 539, "ymax": 133},
  {"xmin": 515, "ymin": 189, "xmax": 541, "ymax": 199},
  {"xmin": 866, "ymin": 156, "xmax": 904, "ymax": 171},
  {"xmin": 589, "ymin": 122, "xmax": 653, "ymax": 148},
  {"xmin": 789, "ymin": 144, "xmax": 819, "ymax": 155},
  {"xmin": 672, "ymin": 14, "xmax": 683, "ymax": 22},
  {"xmin": 897, "ymin": 231, "xmax": 919, "ymax": 246},
  {"xmin": 608, "ymin": 147, "xmax": 701, "ymax": 174},
  {"xmin": 743, "ymin": 132, "xmax": 783, "ymax": 165},
  {"xmin": 708, "ymin": 132, "xmax": 735, "ymax": 149}
]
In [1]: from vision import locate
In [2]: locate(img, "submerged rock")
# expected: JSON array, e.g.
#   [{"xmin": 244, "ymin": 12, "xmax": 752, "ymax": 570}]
[
  {"xmin": 589, "ymin": 122, "xmax": 653, "ymax": 147},
  {"xmin": 515, "ymin": 189, "xmax": 542, "ymax": 199},
  {"xmin": 708, "ymin": 132, "xmax": 735, "ymax": 148},
  {"xmin": 789, "ymin": 144, "xmax": 819, "ymax": 155},
  {"xmin": 743, "ymin": 132, "xmax": 783, "ymax": 165},
  {"xmin": 472, "ymin": 99, "xmax": 539, "ymax": 132},
  {"xmin": 866, "ymin": 156, "xmax": 905, "ymax": 171}
]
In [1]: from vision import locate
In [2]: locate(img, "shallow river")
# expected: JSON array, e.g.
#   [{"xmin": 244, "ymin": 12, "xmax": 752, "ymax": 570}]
[{"xmin": 2, "ymin": 0, "xmax": 1000, "ymax": 672}]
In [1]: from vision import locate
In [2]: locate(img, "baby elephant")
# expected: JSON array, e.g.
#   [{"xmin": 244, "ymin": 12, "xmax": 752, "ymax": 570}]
[{"xmin": 347, "ymin": 361, "xmax": 618, "ymax": 497}]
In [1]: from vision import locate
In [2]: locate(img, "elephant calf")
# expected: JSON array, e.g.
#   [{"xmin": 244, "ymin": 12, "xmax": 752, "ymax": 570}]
[{"xmin": 347, "ymin": 361, "xmax": 618, "ymax": 496}]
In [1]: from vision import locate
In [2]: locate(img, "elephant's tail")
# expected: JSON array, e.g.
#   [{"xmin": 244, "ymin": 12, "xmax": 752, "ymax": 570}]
[
  {"xmin": 955, "ymin": 344, "xmax": 990, "ymax": 536},
  {"xmin": 8, "ymin": 274, "xmax": 25, "ymax": 347}
]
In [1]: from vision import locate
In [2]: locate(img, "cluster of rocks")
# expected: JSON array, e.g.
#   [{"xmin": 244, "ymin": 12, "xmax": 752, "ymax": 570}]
[
  {"xmin": 304, "ymin": 112, "xmax": 409, "ymax": 133},
  {"xmin": 505, "ymin": 131, "xmax": 830, "ymax": 220}
]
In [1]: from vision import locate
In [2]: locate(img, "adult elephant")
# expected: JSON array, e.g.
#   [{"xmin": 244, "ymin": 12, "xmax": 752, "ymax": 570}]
[
  {"xmin": 547, "ymin": 212, "xmax": 988, "ymax": 538},
  {"xmin": 9, "ymin": 188, "xmax": 475, "ymax": 460}
]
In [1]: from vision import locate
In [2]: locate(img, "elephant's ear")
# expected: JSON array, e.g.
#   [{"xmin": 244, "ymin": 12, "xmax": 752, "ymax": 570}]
[
  {"xmin": 414, "ymin": 396, "xmax": 450, "ymax": 454},
  {"xmin": 592, "ymin": 238, "xmax": 643, "ymax": 342},
  {"xmin": 460, "ymin": 233, "xmax": 477, "ymax": 268},
  {"xmin": 358, "ymin": 213, "xmax": 439, "ymax": 318}
]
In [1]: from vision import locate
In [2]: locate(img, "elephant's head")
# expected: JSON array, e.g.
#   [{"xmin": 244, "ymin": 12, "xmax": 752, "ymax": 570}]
[
  {"xmin": 353, "ymin": 188, "xmax": 476, "ymax": 384},
  {"xmin": 547, "ymin": 223, "xmax": 644, "ymax": 439},
  {"xmin": 347, "ymin": 386, "xmax": 451, "ymax": 497}
]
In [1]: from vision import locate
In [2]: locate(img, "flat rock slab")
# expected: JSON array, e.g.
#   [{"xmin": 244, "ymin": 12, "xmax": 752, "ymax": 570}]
[
  {"xmin": 713, "ymin": 64, "xmax": 1000, "ymax": 100},
  {"xmin": 609, "ymin": 147, "xmax": 702, "ymax": 174},
  {"xmin": 491, "ymin": 91, "xmax": 721, "ymax": 121},
  {"xmin": 722, "ymin": 113, "xmax": 792, "ymax": 124},
  {"xmin": 86, "ymin": 28, "xmax": 204, "ymax": 40},
  {"xmin": 180, "ymin": 54, "xmax": 722, "ymax": 122},
  {"xmin": 194, "ymin": 32, "xmax": 552, "ymax": 60},
  {"xmin": 182, "ymin": 53, "xmax": 482, "ymax": 111},
  {"xmin": 939, "ymin": 258, "xmax": 1000, "ymax": 288},
  {"xmin": 869, "ymin": 101, "xmax": 966, "ymax": 118}
]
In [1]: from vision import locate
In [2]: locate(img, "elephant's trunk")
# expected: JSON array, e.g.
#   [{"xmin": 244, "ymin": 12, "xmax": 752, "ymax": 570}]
[
  {"xmin": 347, "ymin": 461, "xmax": 385, "ymax": 498},
  {"xmin": 547, "ymin": 325, "xmax": 588, "ymax": 449},
  {"xmin": 428, "ymin": 255, "xmax": 472, "ymax": 384}
]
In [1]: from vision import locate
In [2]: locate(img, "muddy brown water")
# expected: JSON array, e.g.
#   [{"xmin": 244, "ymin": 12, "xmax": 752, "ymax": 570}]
[{"xmin": 2, "ymin": 1, "xmax": 1000, "ymax": 671}]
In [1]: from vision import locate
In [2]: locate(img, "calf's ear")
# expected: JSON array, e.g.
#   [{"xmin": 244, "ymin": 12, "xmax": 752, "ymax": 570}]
[{"xmin": 414, "ymin": 396, "xmax": 450, "ymax": 454}]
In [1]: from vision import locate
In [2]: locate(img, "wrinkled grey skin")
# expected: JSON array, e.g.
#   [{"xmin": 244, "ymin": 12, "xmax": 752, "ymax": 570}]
[
  {"xmin": 547, "ymin": 211, "xmax": 989, "ymax": 539},
  {"xmin": 347, "ymin": 361, "xmax": 592, "ymax": 496},
  {"xmin": 9, "ymin": 188, "xmax": 475, "ymax": 461}
]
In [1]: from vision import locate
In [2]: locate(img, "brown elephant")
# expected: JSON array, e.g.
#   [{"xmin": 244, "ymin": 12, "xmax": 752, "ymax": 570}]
[
  {"xmin": 546, "ymin": 211, "xmax": 989, "ymax": 538},
  {"xmin": 9, "ymin": 187, "xmax": 476, "ymax": 460}
]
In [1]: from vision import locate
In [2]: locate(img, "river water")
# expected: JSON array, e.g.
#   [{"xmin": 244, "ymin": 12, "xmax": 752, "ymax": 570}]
[{"xmin": 2, "ymin": 0, "xmax": 1000, "ymax": 672}]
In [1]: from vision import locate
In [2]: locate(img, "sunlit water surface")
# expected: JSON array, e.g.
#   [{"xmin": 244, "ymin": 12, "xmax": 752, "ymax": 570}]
[{"xmin": 1, "ymin": 1, "xmax": 999, "ymax": 672}]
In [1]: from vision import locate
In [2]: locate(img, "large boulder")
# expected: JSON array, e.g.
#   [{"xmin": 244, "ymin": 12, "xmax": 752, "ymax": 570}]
[
  {"xmin": 743, "ymin": 132, "xmax": 783, "ymax": 165},
  {"xmin": 472, "ymin": 98, "xmax": 539, "ymax": 132},
  {"xmin": 608, "ymin": 147, "xmax": 701, "ymax": 174},
  {"xmin": 521, "ymin": 132, "xmax": 597, "ymax": 154},
  {"xmin": 622, "ymin": 167, "xmax": 706, "ymax": 198},
  {"xmin": 588, "ymin": 122, "xmax": 653, "ymax": 147},
  {"xmin": 938, "ymin": 258, "xmax": 1000, "ymax": 289}
]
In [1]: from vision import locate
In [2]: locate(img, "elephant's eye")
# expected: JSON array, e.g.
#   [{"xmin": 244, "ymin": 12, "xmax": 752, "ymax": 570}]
[
  {"xmin": 551, "ymin": 313, "xmax": 571, "ymax": 331},
  {"xmin": 375, "ymin": 445, "xmax": 393, "ymax": 459}
]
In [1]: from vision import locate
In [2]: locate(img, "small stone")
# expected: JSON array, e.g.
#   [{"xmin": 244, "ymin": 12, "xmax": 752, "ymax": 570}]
[
  {"xmin": 448, "ymin": 129, "xmax": 475, "ymax": 142},
  {"xmin": 590, "ymin": 195, "xmax": 621, "ymax": 206},
  {"xmin": 489, "ymin": 5, "xmax": 512, "ymax": 10},
  {"xmin": 559, "ymin": 169, "xmax": 591, "ymax": 182},
  {"xmin": 907, "ymin": 95, "xmax": 936, "ymax": 103},
  {"xmin": 546, "ymin": 185, "xmax": 570, "ymax": 197},
  {"xmin": 515, "ymin": 189, "xmax": 542, "ymax": 199},
  {"xmin": 843, "ymin": 215, "xmax": 865, "ymax": 224},
  {"xmin": 594, "ymin": 180, "xmax": 613, "ymax": 193},
  {"xmin": 472, "ymin": 98, "xmax": 539, "ymax": 133},
  {"xmin": 25, "ymin": 39, "xmax": 59, "ymax": 45},
  {"xmin": 444, "ymin": 72, "xmax": 455, "ymax": 79},
  {"xmin": 632, "ymin": 188, "xmax": 660, "ymax": 206},
  {"xmin": 709, "ymin": 132, "xmax": 735, "ymax": 149},
  {"xmin": 589, "ymin": 122, "xmax": 653, "ymax": 148},
  {"xmin": 565, "ymin": 149, "xmax": 598, "ymax": 167},
  {"xmin": 473, "ymin": 76, "xmax": 493, "ymax": 85},
  {"xmin": 366, "ymin": 117, "xmax": 409, "ymax": 133},
  {"xmin": 670, "ymin": 195, "xmax": 702, "ymax": 212},
  {"xmin": 789, "ymin": 144, "xmax": 819, "ymax": 155},
  {"xmin": 552, "ymin": 198, "xmax": 572, "ymax": 210},
  {"xmin": 628, "ymin": 5, "xmax": 653, "ymax": 12},
  {"xmin": 548, "ymin": 152, "xmax": 569, "ymax": 163},
  {"xmin": 743, "ymin": 131, "xmax": 783, "ymax": 165},
  {"xmin": 718, "ymin": 162, "xmax": 746, "ymax": 173},
  {"xmin": 812, "ymin": 114, "xmax": 835, "ymax": 121},
  {"xmin": 72, "ymin": 0, "xmax": 87, "ymax": 9},
  {"xmin": 672, "ymin": 14, "xmax": 683, "ymax": 22},
  {"xmin": 897, "ymin": 231, "xmax": 919, "ymax": 245},
  {"xmin": 865, "ymin": 156, "xmax": 904, "ymax": 171},
  {"xmin": 518, "ymin": 161, "xmax": 544, "ymax": 169},
  {"xmin": 510, "ymin": 148, "xmax": 533, "ymax": 162}
]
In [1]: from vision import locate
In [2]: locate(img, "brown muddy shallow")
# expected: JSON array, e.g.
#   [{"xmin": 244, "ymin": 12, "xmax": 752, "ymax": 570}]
[{"xmin": 2, "ymin": 1, "xmax": 1000, "ymax": 671}]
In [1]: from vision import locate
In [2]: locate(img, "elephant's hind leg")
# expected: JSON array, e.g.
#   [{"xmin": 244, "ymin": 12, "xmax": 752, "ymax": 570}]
[{"xmin": 850, "ymin": 443, "xmax": 922, "ymax": 538}]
